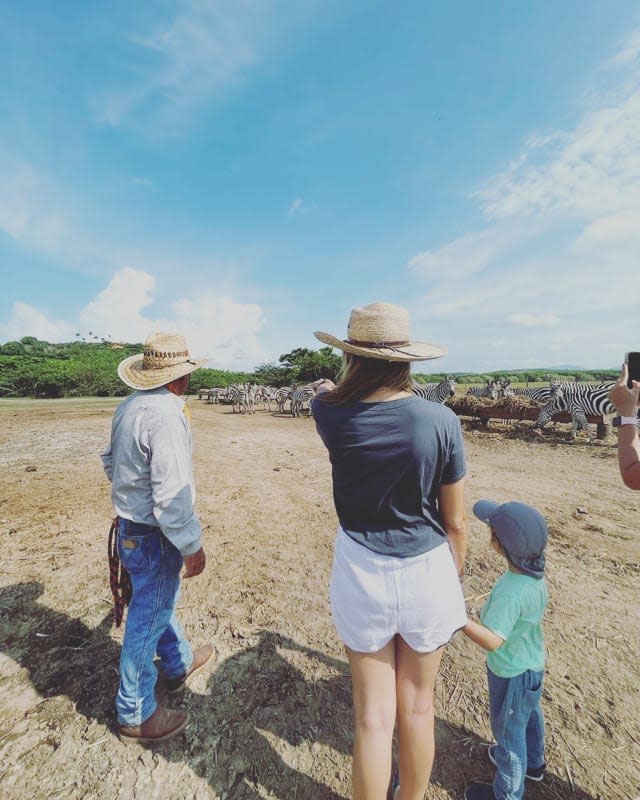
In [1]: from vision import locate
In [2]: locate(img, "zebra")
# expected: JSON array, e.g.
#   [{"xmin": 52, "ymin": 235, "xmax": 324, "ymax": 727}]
[
  {"xmin": 501, "ymin": 384, "xmax": 556, "ymax": 404},
  {"xmin": 466, "ymin": 380, "xmax": 498, "ymax": 400},
  {"xmin": 274, "ymin": 386, "xmax": 293, "ymax": 414},
  {"xmin": 254, "ymin": 384, "xmax": 278, "ymax": 411},
  {"xmin": 533, "ymin": 382, "xmax": 616, "ymax": 441},
  {"xmin": 291, "ymin": 384, "xmax": 315, "ymax": 417},
  {"xmin": 411, "ymin": 378, "xmax": 456, "ymax": 404},
  {"xmin": 226, "ymin": 383, "xmax": 257, "ymax": 414}
]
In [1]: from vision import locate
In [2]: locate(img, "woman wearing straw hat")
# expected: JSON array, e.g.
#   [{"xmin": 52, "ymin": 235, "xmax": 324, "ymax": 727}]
[
  {"xmin": 312, "ymin": 303, "xmax": 467, "ymax": 800},
  {"xmin": 101, "ymin": 332, "xmax": 213, "ymax": 743}
]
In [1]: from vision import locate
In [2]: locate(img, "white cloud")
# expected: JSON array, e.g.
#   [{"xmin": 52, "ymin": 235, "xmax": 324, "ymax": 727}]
[
  {"xmin": 78, "ymin": 268, "xmax": 267, "ymax": 369},
  {"xmin": 0, "ymin": 149, "xmax": 272, "ymax": 369},
  {"xmin": 507, "ymin": 313, "xmax": 558, "ymax": 328},
  {"xmin": 0, "ymin": 301, "xmax": 75, "ymax": 343},
  {"xmin": 95, "ymin": 1, "xmax": 268, "ymax": 131},
  {"xmin": 476, "ymin": 91, "xmax": 640, "ymax": 221},
  {"xmin": 409, "ymin": 223, "xmax": 535, "ymax": 279},
  {"xmin": 288, "ymin": 197, "xmax": 303, "ymax": 217},
  {"xmin": 574, "ymin": 212, "xmax": 640, "ymax": 247},
  {"xmin": 409, "ymin": 26, "xmax": 640, "ymax": 370},
  {"xmin": 0, "ymin": 157, "xmax": 71, "ymax": 254},
  {"xmin": 605, "ymin": 27, "xmax": 640, "ymax": 69}
]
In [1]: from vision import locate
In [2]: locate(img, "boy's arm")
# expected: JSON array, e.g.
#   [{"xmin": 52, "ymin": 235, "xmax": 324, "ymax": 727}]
[{"xmin": 462, "ymin": 618, "xmax": 505, "ymax": 651}]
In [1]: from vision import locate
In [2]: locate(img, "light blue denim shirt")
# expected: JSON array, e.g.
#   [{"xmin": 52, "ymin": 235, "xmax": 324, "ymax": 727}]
[{"xmin": 101, "ymin": 387, "xmax": 202, "ymax": 555}]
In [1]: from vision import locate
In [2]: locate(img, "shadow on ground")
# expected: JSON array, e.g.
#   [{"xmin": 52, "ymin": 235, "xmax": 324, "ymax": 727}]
[{"xmin": 0, "ymin": 582, "xmax": 594, "ymax": 799}]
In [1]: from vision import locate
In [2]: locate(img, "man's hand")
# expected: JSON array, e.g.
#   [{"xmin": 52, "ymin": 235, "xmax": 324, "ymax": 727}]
[
  {"xmin": 183, "ymin": 547, "xmax": 206, "ymax": 578},
  {"xmin": 609, "ymin": 363, "xmax": 640, "ymax": 417}
]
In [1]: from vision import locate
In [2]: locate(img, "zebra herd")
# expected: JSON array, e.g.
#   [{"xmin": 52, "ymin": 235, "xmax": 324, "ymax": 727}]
[
  {"xmin": 199, "ymin": 377, "xmax": 633, "ymax": 441},
  {"xmin": 532, "ymin": 381, "xmax": 620, "ymax": 442},
  {"xmin": 199, "ymin": 383, "xmax": 317, "ymax": 416},
  {"xmin": 199, "ymin": 378, "xmax": 458, "ymax": 417},
  {"xmin": 465, "ymin": 378, "xmax": 627, "ymax": 442}
]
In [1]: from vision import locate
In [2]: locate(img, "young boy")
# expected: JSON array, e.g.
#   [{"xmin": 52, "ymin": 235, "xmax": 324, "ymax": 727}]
[{"xmin": 463, "ymin": 500, "xmax": 549, "ymax": 800}]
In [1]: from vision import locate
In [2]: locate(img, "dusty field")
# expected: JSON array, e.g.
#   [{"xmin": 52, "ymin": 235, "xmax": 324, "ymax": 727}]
[{"xmin": 0, "ymin": 397, "xmax": 638, "ymax": 800}]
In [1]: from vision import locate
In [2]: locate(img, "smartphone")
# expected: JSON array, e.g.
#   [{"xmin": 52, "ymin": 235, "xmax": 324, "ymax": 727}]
[{"xmin": 626, "ymin": 352, "xmax": 640, "ymax": 388}]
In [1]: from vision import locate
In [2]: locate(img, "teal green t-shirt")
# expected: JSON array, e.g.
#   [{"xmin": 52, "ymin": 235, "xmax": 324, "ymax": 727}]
[{"xmin": 481, "ymin": 571, "xmax": 548, "ymax": 678}]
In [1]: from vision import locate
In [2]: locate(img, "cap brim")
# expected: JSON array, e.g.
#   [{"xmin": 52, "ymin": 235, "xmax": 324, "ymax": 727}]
[
  {"xmin": 314, "ymin": 331, "xmax": 446, "ymax": 362},
  {"xmin": 472, "ymin": 500, "xmax": 500, "ymax": 523},
  {"xmin": 118, "ymin": 354, "xmax": 208, "ymax": 391}
]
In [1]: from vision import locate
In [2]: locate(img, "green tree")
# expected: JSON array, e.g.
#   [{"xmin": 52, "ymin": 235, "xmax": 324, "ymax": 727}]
[
  {"xmin": 2, "ymin": 341, "xmax": 25, "ymax": 355},
  {"xmin": 278, "ymin": 347, "xmax": 341, "ymax": 383}
]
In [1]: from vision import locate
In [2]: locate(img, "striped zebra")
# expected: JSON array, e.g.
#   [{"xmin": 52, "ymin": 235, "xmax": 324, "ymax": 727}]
[
  {"xmin": 274, "ymin": 386, "xmax": 293, "ymax": 414},
  {"xmin": 533, "ymin": 382, "xmax": 616, "ymax": 441},
  {"xmin": 466, "ymin": 380, "xmax": 498, "ymax": 400},
  {"xmin": 254, "ymin": 385, "xmax": 278, "ymax": 411},
  {"xmin": 291, "ymin": 384, "xmax": 315, "ymax": 417},
  {"xmin": 502, "ymin": 384, "xmax": 555, "ymax": 404},
  {"xmin": 411, "ymin": 378, "xmax": 456, "ymax": 404},
  {"xmin": 227, "ymin": 383, "xmax": 257, "ymax": 414}
]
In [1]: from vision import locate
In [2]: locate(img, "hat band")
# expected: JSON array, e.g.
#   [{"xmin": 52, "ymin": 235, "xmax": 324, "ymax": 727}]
[
  {"xmin": 347, "ymin": 338, "xmax": 410, "ymax": 347},
  {"xmin": 142, "ymin": 348, "xmax": 191, "ymax": 370}
]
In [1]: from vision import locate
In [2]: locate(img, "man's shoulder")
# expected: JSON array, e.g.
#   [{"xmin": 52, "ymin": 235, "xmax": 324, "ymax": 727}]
[{"xmin": 117, "ymin": 388, "xmax": 184, "ymax": 421}]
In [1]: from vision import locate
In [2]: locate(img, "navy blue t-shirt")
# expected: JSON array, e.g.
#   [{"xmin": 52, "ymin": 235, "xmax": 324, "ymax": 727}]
[{"xmin": 312, "ymin": 393, "xmax": 466, "ymax": 557}]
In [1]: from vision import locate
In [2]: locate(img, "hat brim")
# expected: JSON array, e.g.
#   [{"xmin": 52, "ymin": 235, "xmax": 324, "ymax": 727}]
[
  {"xmin": 118, "ymin": 354, "xmax": 208, "ymax": 391},
  {"xmin": 314, "ymin": 331, "xmax": 446, "ymax": 362},
  {"xmin": 472, "ymin": 500, "xmax": 500, "ymax": 523}
]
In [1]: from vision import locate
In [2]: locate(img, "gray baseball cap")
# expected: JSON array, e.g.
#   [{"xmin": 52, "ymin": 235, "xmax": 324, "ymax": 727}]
[{"xmin": 473, "ymin": 500, "xmax": 547, "ymax": 579}]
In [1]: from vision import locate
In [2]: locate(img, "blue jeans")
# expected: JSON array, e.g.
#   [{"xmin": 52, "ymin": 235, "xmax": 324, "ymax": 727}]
[
  {"xmin": 488, "ymin": 667, "xmax": 545, "ymax": 800},
  {"xmin": 116, "ymin": 519, "xmax": 193, "ymax": 726}
]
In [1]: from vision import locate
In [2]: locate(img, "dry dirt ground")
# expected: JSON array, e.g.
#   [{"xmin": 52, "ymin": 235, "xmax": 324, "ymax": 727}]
[{"xmin": 0, "ymin": 397, "xmax": 638, "ymax": 800}]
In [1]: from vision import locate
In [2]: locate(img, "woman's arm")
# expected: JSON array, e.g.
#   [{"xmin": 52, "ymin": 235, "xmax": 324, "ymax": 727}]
[
  {"xmin": 609, "ymin": 365, "xmax": 640, "ymax": 489},
  {"xmin": 462, "ymin": 618, "xmax": 504, "ymax": 651},
  {"xmin": 439, "ymin": 478, "xmax": 466, "ymax": 577},
  {"xmin": 616, "ymin": 425, "xmax": 640, "ymax": 489}
]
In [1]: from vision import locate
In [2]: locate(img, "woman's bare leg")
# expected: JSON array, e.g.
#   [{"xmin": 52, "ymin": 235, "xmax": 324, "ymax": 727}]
[
  {"xmin": 395, "ymin": 637, "xmax": 443, "ymax": 800},
  {"xmin": 347, "ymin": 640, "xmax": 397, "ymax": 800}
]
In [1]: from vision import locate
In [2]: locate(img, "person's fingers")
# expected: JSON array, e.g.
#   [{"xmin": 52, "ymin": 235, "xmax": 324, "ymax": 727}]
[{"xmin": 618, "ymin": 362, "xmax": 629, "ymax": 385}]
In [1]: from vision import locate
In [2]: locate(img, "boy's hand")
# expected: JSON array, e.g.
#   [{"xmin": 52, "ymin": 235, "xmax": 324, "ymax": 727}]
[{"xmin": 462, "ymin": 618, "xmax": 504, "ymax": 651}]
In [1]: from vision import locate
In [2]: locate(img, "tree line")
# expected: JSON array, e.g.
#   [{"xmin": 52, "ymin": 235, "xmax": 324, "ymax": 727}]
[{"xmin": 0, "ymin": 337, "xmax": 619, "ymax": 399}]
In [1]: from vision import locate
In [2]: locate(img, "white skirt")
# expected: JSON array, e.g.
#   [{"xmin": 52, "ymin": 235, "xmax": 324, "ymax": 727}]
[{"xmin": 330, "ymin": 527, "xmax": 467, "ymax": 653}]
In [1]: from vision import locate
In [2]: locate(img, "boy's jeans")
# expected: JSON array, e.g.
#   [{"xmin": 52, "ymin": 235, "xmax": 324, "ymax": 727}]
[
  {"xmin": 115, "ymin": 519, "xmax": 193, "ymax": 726},
  {"xmin": 488, "ymin": 667, "xmax": 545, "ymax": 800}
]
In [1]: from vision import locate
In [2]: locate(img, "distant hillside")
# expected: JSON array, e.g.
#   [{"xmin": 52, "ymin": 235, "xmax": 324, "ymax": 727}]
[
  {"xmin": 0, "ymin": 336, "xmax": 620, "ymax": 398},
  {"xmin": 410, "ymin": 367, "xmax": 619, "ymax": 385},
  {"xmin": 0, "ymin": 337, "xmax": 252, "ymax": 398}
]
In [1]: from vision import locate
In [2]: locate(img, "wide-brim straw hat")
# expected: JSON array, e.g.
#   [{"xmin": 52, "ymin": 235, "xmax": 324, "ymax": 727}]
[
  {"xmin": 118, "ymin": 332, "xmax": 208, "ymax": 391},
  {"xmin": 314, "ymin": 302, "xmax": 446, "ymax": 362}
]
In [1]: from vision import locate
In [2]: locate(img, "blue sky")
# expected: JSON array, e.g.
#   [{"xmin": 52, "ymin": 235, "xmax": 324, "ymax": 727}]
[{"xmin": 1, "ymin": 1, "xmax": 639, "ymax": 374}]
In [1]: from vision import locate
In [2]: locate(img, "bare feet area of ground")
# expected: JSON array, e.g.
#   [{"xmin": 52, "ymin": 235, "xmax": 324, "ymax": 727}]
[{"xmin": 0, "ymin": 397, "xmax": 638, "ymax": 800}]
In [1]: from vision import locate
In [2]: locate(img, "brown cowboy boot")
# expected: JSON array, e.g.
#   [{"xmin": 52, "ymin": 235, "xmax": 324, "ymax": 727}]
[
  {"xmin": 165, "ymin": 644, "xmax": 214, "ymax": 693},
  {"xmin": 119, "ymin": 706, "xmax": 188, "ymax": 744}
]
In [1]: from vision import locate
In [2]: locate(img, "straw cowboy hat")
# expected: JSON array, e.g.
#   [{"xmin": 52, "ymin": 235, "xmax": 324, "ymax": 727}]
[
  {"xmin": 118, "ymin": 332, "xmax": 207, "ymax": 391},
  {"xmin": 314, "ymin": 302, "xmax": 446, "ymax": 362}
]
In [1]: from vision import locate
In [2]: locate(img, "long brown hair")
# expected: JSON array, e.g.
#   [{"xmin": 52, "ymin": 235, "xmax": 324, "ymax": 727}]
[{"xmin": 318, "ymin": 353, "xmax": 412, "ymax": 405}]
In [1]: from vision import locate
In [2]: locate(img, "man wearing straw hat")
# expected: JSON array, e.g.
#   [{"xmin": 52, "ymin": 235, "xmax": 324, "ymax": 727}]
[{"xmin": 101, "ymin": 332, "xmax": 212, "ymax": 743}]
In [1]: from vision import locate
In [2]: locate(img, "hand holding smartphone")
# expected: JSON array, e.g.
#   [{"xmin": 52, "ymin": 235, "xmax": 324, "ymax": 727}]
[{"xmin": 626, "ymin": 352, "xmax": 640, "ymax": 389}]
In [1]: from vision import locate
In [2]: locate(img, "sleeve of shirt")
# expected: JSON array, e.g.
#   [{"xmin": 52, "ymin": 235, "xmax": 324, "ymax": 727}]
[
  {"xmin": 100, "ymin": 445, "xmax": 114, "ymax": 482},
  {"xmin": 148, "ymin": 409, "xmax": 203, "ymax": 556},
  {"xmin": 480, "ymin": 583, "xmax": 520, "ymax": 642},
  {"xmin": 311, "ymin": 399, "xmax": 330, "ymax": 450},
  {"xmin": 441, "ymin": 413, "xmax": 467, "ymax": 484}
]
